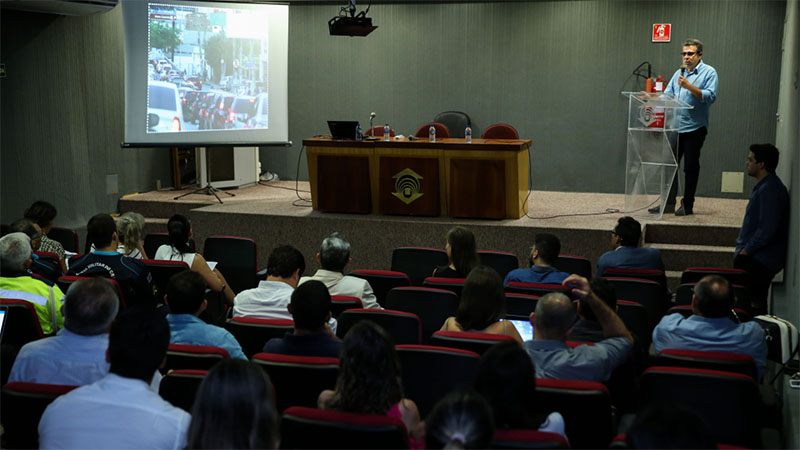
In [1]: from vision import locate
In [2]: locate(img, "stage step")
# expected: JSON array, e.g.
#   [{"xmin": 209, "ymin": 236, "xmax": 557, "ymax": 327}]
[
  {"xmin": 644, "ymin": 223, "xmax": 740, "ymax": 247},
  {"xmin": 119, "ymin": 194, "xmax": 206, "ymax": 221}
]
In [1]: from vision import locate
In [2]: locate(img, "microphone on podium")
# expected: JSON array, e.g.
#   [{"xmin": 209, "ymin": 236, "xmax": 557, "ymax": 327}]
[{"xmin": 369, "ymin": 112, "xmax": 376, "ymax": 135}]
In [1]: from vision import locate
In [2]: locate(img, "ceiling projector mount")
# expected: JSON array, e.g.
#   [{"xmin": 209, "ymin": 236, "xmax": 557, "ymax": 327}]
[{"xmin": 329, "ymin": 0, "xmax": 377, "ymax": 37}]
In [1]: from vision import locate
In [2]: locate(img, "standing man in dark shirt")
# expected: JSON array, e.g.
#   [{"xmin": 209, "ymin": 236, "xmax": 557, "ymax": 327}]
[
  {"xmin": 68, "ymin": 214, "xmax": 158, "ymax": 307},
  {"xmin": 734, "ymin": 144, "xmax": 789, "ymax": 314}
]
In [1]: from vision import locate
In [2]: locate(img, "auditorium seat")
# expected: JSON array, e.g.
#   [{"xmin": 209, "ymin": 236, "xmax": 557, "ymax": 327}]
[
  {"xmin": 163, "ymin": 343, "xmax": 229, "ymax": 372},
  {"xmin": 434, "ymin": 111, "xmax": 471, "ymax": 138},
  {"xmin": 252, "ymin": 353, "xmax": 339, "ymax": 413},
  {"xmin": 478, "ymin": 250, "xmax": 519, "ymax": 279},
  {"xmin": 492, "ymin": 429, "xmax": 570, "ymax": 449},
  {"xmin": 47, "ymin": 226, "xmax": 80, "ymax": 254},
  {"xmin": 553, "ymin": 254, "xmax": 592, "ymax": 279},
  {"xmin": 330, "ymin": 295, "xmax": 363, "ymax": 317},
  {"xmin": 390, "ymin": 246, "xmax": 448, "ymax": 286},
  {"xmin": 666, "ymin": 305, "xmax": 752, "ymax": 324},
  {"xmin": 602, "ymin": 277, "xmax": 667, "ymax": 329},
  {"xmin": 144, "ymin": 232, "xmax": 196, "ymax": 260},
  {"xmin": 141, "ymin": 259, "xmax": 190, "ymax": 297},
  {"xmin": 422, "ymin": 276, "xmax": 465, "ymax": 298},
  {"xmin": 481, "ymin": 124, "xmax": 519, "ymax": 140},
  {"xmin": 56, "ymin": 275, "xmax": 127, "ymax": 309},
  {"xmin": 536, "ymin": 378, "xmax": 615, "ymax": 449},
  {"xmin": 223, "ymin": 317, "xmax": 294, "ymax": 359},
  {"xmin": 385, "ymin": 287, "xmax": 459, "ymax": 344},
  {"xmin": 0, "ymin": 298, "xmax": 45, "ymax": 347},
  {"xmin": 280, "ymin": 406, "xmax": 409, "ymax": 449},
  {"xmin": 336, "ymin": 309, "xmax": 422, "ymax": 345},
  {"xmin": 158, "ymin": 369, "xmax": 207, "ymax": 412},
  {"xmin": 203, "ymin": 235, "xmax": 259, "ymax": 293},
  {"xmin": 505, "ymin": 281, "xmax": 572, "ymax": 298},
  {"xmin": 31, "ymin": 251, "xmax": 62, "ymax": 282},
  {"xmin": 504, "ymin": 292, "xmax": 540, "ymax": 318},
  {"xmin": 349, "ymin": 270, "xmax": 410, "ymax": 308},
  {"xmin": 654, "ymin": 349, "xmax": 758, "ymax": 381},
  {"xmin": 396, "ymin": 344, "xmax": 480, "ymax": 418},
  {"xmin": 414, "ymin": 122, "xmax": 450, "ymax": 139},
  {"xmin": 601, "ymin": 268, "xmax": 667, "ymax": 292},
  {"xmin": 674, "ymin": 282, "xmax": 754, "ymax": 313},
  {"xmin": 1, "ymin": 382, "xmax": 78, "ymax": 449},
  {"xmin": 680, "ymin": 267, "xmax": 748, "ymax": 286},
  {"xmin": 615, "ymin": 300, "xmax": 652, "ymax": 349},
  {"xmin": 430, "ymin": 331, "xmax": 515, "ymax": 355}
]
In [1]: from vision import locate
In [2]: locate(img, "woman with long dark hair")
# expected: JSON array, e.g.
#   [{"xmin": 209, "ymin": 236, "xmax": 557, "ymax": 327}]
[
  {"xmin": 154, "ymin": 214, "xmax": 235, "ymax": 305},
  {"xmin": 318, "ymin": 321, "xmax": 424, "ymax": 446},
  {"xmin": 433, "ymin": 226, "xmax": 479, "ymax": 278},
  {"xmin": 186, "ymin": 359, "xmax": 278, "ymax": 449},
  {"xmin": 440, "ymin": 265, "xmax": 523, "ymax": 343}
]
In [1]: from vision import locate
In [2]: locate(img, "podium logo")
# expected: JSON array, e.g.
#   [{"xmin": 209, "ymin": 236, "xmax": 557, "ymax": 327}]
[{"xmin": 392, "ymin": 168, "xmax": 424, "ymax": 205}]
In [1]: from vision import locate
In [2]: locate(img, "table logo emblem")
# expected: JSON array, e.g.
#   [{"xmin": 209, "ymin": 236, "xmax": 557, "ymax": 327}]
[{"xmin": 392, "ymin": 168, "xmax": 424, "ymax": 205}]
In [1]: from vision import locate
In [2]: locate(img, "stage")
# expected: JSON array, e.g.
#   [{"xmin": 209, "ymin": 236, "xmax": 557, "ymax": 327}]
[{"xmin": 120, "ymin": 181, "xmax": 747, "ymax": 290}]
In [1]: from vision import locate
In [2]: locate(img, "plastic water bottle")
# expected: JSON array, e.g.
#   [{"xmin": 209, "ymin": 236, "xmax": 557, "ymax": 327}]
[
  {"xmin": 355, "ymin": 123, "xmax": 362, "ymax": 141},
  {"xmin": 429, "ymin": 125, "xmax": 436, "ymax": 142},
  {"xmin": 383, "ymin": 124, "xmax": 390, "ymax": 141},
  {"xmin": 465, "ymin": 126, "xmax": 472, "ymax": 143}
]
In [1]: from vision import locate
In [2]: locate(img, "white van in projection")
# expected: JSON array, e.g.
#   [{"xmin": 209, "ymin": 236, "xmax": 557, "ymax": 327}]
[{"xmin": 147, "ymin": 81, "xmax": 184, "ymax": 132}]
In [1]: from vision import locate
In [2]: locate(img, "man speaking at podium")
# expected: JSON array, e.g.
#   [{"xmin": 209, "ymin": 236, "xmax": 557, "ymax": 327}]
[{"xmin": 659, "ymin": 38, "xmax": 718, "ymax": 216}]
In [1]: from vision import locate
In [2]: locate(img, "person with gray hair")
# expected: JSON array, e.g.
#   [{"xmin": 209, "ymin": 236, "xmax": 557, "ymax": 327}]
[
  {"xmin": 298, "ymin": 232, "xmax": 381, "ymax": 309},
  {"xmin": 523, "ymin": 274, "xmax": 633, "ymax": 382},
  {"xmin": 8, "ymin": 277, "xmax": 120, "ymax": 385},
  {"xmin": 0, "ymin": 232, "xmax": 65, "ymax": 334}
]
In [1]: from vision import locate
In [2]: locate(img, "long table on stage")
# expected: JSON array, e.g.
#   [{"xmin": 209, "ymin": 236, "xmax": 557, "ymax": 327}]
[{"xmin": 303, "ymin": 137, "xmax": 531, "ymax": 219}]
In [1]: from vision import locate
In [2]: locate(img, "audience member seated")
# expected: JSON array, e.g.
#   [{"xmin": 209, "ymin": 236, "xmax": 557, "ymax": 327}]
[
  {"xmin": 568, "ymin": 278, "xmax": 617, "ymax": 343},
  {"xmin": 0, "ymin": 232, "xmax": 65, "ymax": 334},
  {"xmin": 473, "ymin": 341, "xmax": 565, "ymax": 437},
  {"xmin": 38, "ymin": 308, "xmax": 190, "ymax": 449},
  {"xmin": 626, "ymin": 402, "xmax": 716, "ymax": 449},
  {"xmin": 652, "ymin": 274, "xmax": 767, "ymax": 378},
  {"xmin": 432, "ymin": 226, "xmax": 478, "ymax": 278},
  {"xmin": 154, "ymin": 214, "xmax": 235, "ymax": 305},
  {"xmin": 24, "ymin": 200, "xmax": 68, "ymax": 272},
  {"xmin": 596, "ymin": 216, "xmax": 665, "ymax": 277},
  {"xmin": 425, "ymin": 390, "xmax": 495, "ymax": 449},
  {"xmin": 10, "ymin": 217, "xmax": 61, "ymax": 279},
  {"xmin": 524, "ymin": 275, "xmax": 633, "ymax": 382},
  {"xmin": 9, "ymin": 278, "xmax": 118, "ymax": 385},
  {"xmin": 68, "ymin": 213, "xmax": 158, "ymax": 307},
  {"xmin": 504, "ymin": 233, "xmax": 570, "ymax": 285},
  {"xmin": 318, "ymin": 321, "xmax": 424, "ymax": 446},
  {"xmin": 116, "ymin": 212, "xmax": 148, "ymax": 259},
  {"xmin": 186, "ymin": 359, "xmax": 278, "ymax": 449},
  {"xmin": 299, "ymin": 232, "xmax": 381, "ymax": 309},
  {"xmin": 440, "ymin": 265, "xmax": 523, "ymax": 343},
  {"xmin": 262, "ymin": 280, "xmax": 341, "ymax": 358},
  {"xmin": 165, "ymin": 270, "xmax": 246, "ymax": 360},
  {"xmin": 234, "ymin": 245, "xmax": 305, "ymax": 319}
]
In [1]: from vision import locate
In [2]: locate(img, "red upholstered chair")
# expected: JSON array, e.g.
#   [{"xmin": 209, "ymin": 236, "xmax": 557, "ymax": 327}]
[
  {"xmin": 390, "ymin": 246, "xmax": 449, "ymax": 286},
  {"xmin": 0, "ymin": 298, "xmax": 45, "ymax": 348},
  {"xmin": 492, "ymin": 429, "xmax": 570, "ymax": 449},
  {"xmin": 396, "ymin": 344, "xmax": 480, "ymax": 418},
  {"xmin": 504, "ymin": 292, "xmax": 540, "ymax": 318},
  {"xmin": 144, "ymin": 232, "xmax": 196, "ymax": 259},
  {"xmin": 279, "ymin": 406, "xmax": 409, "ymax": 449},
  {"xmin": 31, "ymin": 251, "xmax": 62, "ymax": 283},
  {"xmin": 615, "ymin": 299, "xmax": 652, "ymax": 349},
  {"xmin": 47, "ymin": 226, "xmax": 80, "ymax": 254},
  {"xmin": 1, "ymin": 382, "xmax": 78, "ymax": 449},
  {"xmin": 330, "ymin": 295, "xmax": 363, "ymax": 317},
  {"xmin": 481, "ymin": 124, "xmax": 519, "ymax": 140},
  {"xmin": 478, "ymin": 250, "xmax": 519, "ymax": 279},
  {"xmin": 505, "ymin": 282, "xmax": 573, "ymax": 298},
  {"xmin": 56, "ymin": 275, "xmax": 127, "ymax": 309},
  {"xmin": 553, "ymin": 254, "xmax": 593, "ymax": 280},
  {"xmin": 601, "ymin": 268, "xmax": 668, "ymax": 292},
  {"xmin": 666, "ymin": 304, "xmax": 752, "ymax": 324},
  {"xmin": 223, "ymin": 317, "xmax": 294, "ymax": 359},
  {"xmin": 336, "ymin": 309, "xmax": 422, "ymax": 345},
  {"xmin": 654, "ymin": 349, "xmax": 758, "ymax": 381},
  {"xmin": 430, "ymin": 331, "xmax": 515, "ymax": 355},
  {"xmin": 602, "ymin": 277, "xmax": 667, "ymax": 328},
  {"xmin": 414, "ymin": 122, "xmax": 450, "ymax": 139},
  {"xmin": 141, "ymin": 259, "xmax": 190, "ymax": 297},
  {"xmin": 640, "ymin": 367, "xmax": 763, "ymax": 448},
  {"xmin": 385, "ymin": 287, "xmax": 459, "ymax": 344},
  {"xmin": 163, "ymin": 343, "xmax": 230, "ymax": 372},
  {"xmin": 364, "ymin": 126, "xmax": 396, "ymax": 137},
  {"xmin": 252, "ymin": 353, "xmax": 339, "ymax": 413},
  {"xmin": 674, "ymin": 282, "xmax": 754, "ymax": 313},
  {"xmin": 422, "ymin": 277, "xmax": 466, "ymax": 298},
  {"xmin": 680, "ymin": 267, "xmax": 748, "ymax": 286},
  {"xmin": 349, "ymin": 270, "xmax": 410, "ymax": 308},
  {"xmin": 203, "ymin": 235, "xmax": 259, "ymax": 292},
  {"xmin": 158, "ymin": 369, "xmax": 207, "ymax": 412},
  {"xmin": 535, "ymin": 378, "xmax": 615, "ymax": 449}
]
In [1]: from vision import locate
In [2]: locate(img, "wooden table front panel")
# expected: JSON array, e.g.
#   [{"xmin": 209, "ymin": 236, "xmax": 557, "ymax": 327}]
[
  {"xmin": 378, "ymin": 156, "xmax": 440, "ymax": 216},
  {"xmin": 316, "ymin": 154, "xmax": 371, "ymax": 214}
]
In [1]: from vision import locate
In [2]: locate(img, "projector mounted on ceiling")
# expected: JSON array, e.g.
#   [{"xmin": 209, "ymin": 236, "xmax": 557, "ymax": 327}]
[{"xmin": 329, "ymin": 0, "xmax": 377, "ymax": 37}]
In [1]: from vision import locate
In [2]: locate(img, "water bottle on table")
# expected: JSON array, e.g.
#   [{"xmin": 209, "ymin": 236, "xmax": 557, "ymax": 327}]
[
  {"xmin": 429, "ymin": 125, "xmax": 436, "ymax": 142},
  {"xmin": 355, "ymin": 123, "xmax": 362, "ymax": 142},
  {"xmin": 383, "ymin": 124, "xmax": 390, "ymax": 141},
  {"xmin": 465, "ymin": 126, "xmax": 472, "ymax": 143}
]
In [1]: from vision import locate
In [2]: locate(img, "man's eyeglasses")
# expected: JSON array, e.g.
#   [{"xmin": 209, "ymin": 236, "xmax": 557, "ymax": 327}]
[{"xmin": 681, "ymin": 51, "xmax": 697, "ymax": 56}]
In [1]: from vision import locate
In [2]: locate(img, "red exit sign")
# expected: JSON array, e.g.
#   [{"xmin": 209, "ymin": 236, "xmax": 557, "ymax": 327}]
[{"xmin": 653, "ymin": 24, "xmax": 671, "ymax": 42}]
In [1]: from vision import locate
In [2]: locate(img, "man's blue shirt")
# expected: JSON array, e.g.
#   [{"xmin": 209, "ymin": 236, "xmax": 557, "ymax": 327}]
[
  {"xmin": 167, "ymin": 314, "xmax": 246, "ymax": 360},
  {"xmin": 595, "ymin": 246, "xmax": 665, "ymax": 278},
  {"xmin": 735, "ymin": 173, "xmax": 789, "ymax": 273},
  {"xmin": 664, "ymin": 60, "xmax": 718, "ymax": 132},
  {"xmin": 504, "ymin": 265, "xmax": 570, "ymax": 285}
]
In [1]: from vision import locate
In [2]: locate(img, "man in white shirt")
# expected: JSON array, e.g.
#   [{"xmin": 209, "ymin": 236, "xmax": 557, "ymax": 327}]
[
  {"xmin": 299, "ymin": 232, "xmax": 381, "ymax": 310},
  {"xmin": 38, "ymin": 308, "xmax": 190, "ymax": 449},
  {"xmin": 9, "ymin": 278, "xmax": 119, "ymax": 385},
  {"xmin": 233, "ymin": 245, "xmax": 305, "ymax": 319}
]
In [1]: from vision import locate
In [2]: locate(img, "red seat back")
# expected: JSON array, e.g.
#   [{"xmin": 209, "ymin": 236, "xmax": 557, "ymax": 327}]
[{"xmin": 252, "ymin": 353, "xmax": 339, "ymax": 413}]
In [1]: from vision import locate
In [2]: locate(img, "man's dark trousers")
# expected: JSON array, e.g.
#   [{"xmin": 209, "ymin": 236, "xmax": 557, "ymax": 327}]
[{"xmin": 666, "ymin": 126, "xmax": 707, "ymax": 210}]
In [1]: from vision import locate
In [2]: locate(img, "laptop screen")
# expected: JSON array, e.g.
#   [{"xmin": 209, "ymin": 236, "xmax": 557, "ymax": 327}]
[
  {"xmin": 0, "ymin": 307, "xmax": 7, "ymax": 344},
  {"xmin": 327, "ymin": 121, "xmax": 359, "ymax": 140}
]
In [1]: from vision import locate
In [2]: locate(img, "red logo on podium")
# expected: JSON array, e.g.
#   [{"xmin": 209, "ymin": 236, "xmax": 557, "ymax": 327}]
[{"xmin": 652, "ymin": 24, "xmax": 671, "ymax": 42}]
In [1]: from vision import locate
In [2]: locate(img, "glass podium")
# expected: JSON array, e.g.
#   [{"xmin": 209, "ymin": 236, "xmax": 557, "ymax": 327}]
[{"xmin": 621, "ymin": 92, "xmax": 692, "ymax": 219}]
